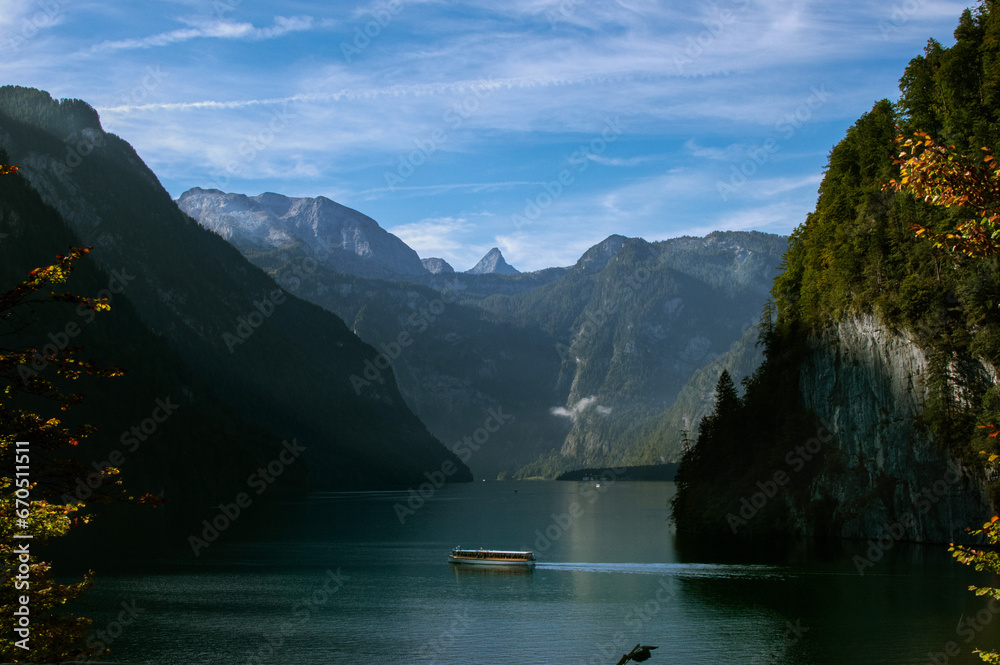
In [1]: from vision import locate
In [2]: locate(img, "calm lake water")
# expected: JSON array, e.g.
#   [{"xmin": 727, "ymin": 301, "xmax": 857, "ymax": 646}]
[{"xmin": 73, "ymin": 481, "xmax": 1000, "ymax": 664}]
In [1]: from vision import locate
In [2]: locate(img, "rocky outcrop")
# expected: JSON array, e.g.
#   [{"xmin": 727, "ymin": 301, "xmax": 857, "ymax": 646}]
[
  {"xmin": 796, "ymin": 315, "xmax": 995, "ymax": 543},
  {"xmin": 467, "ymin": 247, "xmax": 519, "ymax": 275},
  {"xmin": 177, "ymin": 188, "xmax": 429, "ymax": 280},
  {"xmin": 422, "ymin": 257, "xmax": 454, "ymax": 274}
]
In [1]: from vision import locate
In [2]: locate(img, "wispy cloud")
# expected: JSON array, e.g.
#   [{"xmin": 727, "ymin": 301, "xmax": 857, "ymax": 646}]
[
  {"xmin": 684, "ymin": 139, "xmax": 751, "ymax": 162},
  {"xmin": 82, "ymin": 16, "xmax": 317, "ymax": 55},
  {"xmin": 389, "ymin": 216, "xmax": 475, "ymax": 264},
  {"xmin": 8, "ymin": 0, "xmax": 975, "ymax": 272},
  {"xmin": 587, "ymin": 154, "xmax": 664, "ymax": 167},
  {"xmin": 551, "ymin": 396, "xmax": 612, "ymax": 420}
]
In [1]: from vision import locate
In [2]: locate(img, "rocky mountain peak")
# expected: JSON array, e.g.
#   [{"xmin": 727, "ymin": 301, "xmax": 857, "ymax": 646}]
[
  {"xmin": 467, "ymin": 247, "xmax": 519, "ymax": 275},
  {"xmin": 422, "ymin": 257, "xmax": 455, "ymax": 274},
  {"xmin": 575, "ymin": 234, "xmax": 630, "ymax": 274},
  {"xmin": 176, "ymin": 188, "xmax": 428, "ymax": 279}
]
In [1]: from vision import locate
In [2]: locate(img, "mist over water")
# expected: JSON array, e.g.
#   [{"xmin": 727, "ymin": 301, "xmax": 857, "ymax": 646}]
[{"xmin": 75, "ymin": 481, "xmax": 1000, "ymax": 664}]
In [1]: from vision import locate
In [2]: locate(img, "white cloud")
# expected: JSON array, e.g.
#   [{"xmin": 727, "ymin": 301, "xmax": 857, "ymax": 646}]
[
  {"xmin": 684, "ymin": 139, "xmax": 751, "ymax": 162},
  {"xmin": 9, "ymin": 0, "xmax": 975, "ymax": 274},
  {"xmin": 551, "ymin": 396, "xmax": 612, "ymax": 420},
  {"xmin": 587, "ymin": 154, "xmax": 664, "ymax": 167},
  {"xmin": 389, "ymin": 216, "xmax": 474, "ymax": 261},
  {"xmin": 82, "ymin": 15, "xmax": 316, "ymax": 55}
]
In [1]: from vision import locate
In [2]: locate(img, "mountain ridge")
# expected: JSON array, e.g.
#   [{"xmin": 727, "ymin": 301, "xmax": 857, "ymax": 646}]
[
  {"xmin": 179, "ymin": 187, "xmax": 787, "ymax": 479},
  {"xmin": 177, "ymin": 187, "xmax": 429, "ymax": 280},
  {"xmin": 0, "ymin": 85, "xmax": 470, "ymax": 494}
]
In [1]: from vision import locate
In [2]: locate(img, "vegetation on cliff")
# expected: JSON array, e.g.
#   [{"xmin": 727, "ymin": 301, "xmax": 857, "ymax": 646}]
[{"xmin": 673, "ymin": 1, "xmax": 1000, "ymax": 536}]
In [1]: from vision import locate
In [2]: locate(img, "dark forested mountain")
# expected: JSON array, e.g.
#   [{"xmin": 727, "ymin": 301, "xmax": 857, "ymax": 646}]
[
  {"xmin": 0, "ymin": 86, "xmax": 470, "ymax": 501},
  {"xmin": 0, "ymin": 156, "xmax": 308, "ymax": 514},
  {"xmin": 495, "ymin": 231, "xmax": 784, "ymax": 477},
  {"xmin": 179, "ymin": 186, "xmax": 787, "ymax": 479},
  {"xmin": 673, "ymin": 3, "xmax": 1000, "ymax": 543}
]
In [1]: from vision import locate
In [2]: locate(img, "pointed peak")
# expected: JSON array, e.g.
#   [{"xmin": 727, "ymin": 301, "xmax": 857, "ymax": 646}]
[{"xmin": 467, "ymin": 247, "xmax": 519, "ymax": 275}]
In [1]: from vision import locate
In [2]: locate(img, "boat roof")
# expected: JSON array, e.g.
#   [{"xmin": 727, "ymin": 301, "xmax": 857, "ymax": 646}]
[{"xmin": 452, "ymin": 548, "xmax": 532, "ymax": 554}]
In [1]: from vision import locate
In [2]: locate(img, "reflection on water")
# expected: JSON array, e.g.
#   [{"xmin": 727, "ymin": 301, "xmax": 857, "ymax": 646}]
[{"xmin": 72, "ymin": 481, "xmax": 1000, "ymax": 664}]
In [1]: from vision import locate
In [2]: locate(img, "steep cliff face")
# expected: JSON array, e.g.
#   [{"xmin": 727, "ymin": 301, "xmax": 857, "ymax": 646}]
[{"xmin": 794, "ymin": 315, "xmax": 994, "ymax": 542}]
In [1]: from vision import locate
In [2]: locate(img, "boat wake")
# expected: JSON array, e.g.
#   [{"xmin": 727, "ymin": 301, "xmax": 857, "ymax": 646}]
[{"xmin": 534, "ymin": 561, "xmax": 788, "ymax": 580}]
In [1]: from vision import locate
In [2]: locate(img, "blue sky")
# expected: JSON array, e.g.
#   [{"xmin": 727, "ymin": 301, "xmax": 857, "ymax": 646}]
[{"xmin": 1, "ymin": 0, "xmax": 974, "ymax": 271}]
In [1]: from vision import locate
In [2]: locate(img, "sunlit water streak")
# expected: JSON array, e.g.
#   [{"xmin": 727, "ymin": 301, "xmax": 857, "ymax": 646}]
[{"xmin": 71, "ymin": 481, "xmax": 1000, "ymax": 664}]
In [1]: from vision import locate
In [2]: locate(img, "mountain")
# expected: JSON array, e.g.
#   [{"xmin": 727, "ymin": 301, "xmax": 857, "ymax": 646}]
[
  {"xmin": 0, "ymin": 87, "xmax": 470, "ymax": 502},
  {"xmin": 624, "ymin": 321, "xmax": 765, "ymax": 464},
  {"xmin": 0, "ymin": 154, "xmax": 308, "ymax": 517},
  {"xmin": 672, "ymin": 5, "xmax": 1000, "ymax": 543},
  {"xmin": 177, "ymin": 188, "xmax": 428, "ymax": 280},
  {"xmin": 179, "ymin": 187, "xmax": 788, "ymax": 479},
  {"xmin": 422, "ymin": 258, "xmax": 454, "ymax": 274},
  {"xmin": 494, "ymin": 231, "xmax": 786, "ymax": 477},
  {"xmin": 467, "ymin": 247, "xmax": 519, "ymax": 275}
]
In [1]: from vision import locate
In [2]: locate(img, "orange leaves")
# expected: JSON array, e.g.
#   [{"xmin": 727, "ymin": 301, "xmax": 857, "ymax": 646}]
[
  {"xmin": 0, "ymin": 164, "xmax": 18, "ymax": 175},
  {"xmin": 978, "ymin": 424, "xmax": 1000, "ymax": 440},
  {"xmin": 887, "ymin": 132, "xmax": 1000, "ymax": 257}
]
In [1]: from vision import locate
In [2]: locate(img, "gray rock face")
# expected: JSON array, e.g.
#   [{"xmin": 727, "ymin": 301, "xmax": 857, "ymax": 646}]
[
  {"xmin": 422, "ymin": 257, "xmax": 454, "ymax": 274},
  {"xmin": 177, "ymin": 188, "xmax": 428, "ymax": 280},
  {"xmin": 467, "ymin": 247, "xmax": 519, "ymax": 275},
  {"xmin": 574, "ymin": 234, "xmax": 627, "ymax": 274},
  {"xmin": 797, "ymin": 314, "xmax": 995, "ymax": 543}
]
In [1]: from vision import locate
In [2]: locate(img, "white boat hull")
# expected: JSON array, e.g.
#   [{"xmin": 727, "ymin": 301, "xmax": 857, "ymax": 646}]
[
  {"xmin": 448, "ymin": 555, "xmax": 536, "ymax": 567},
  {"xmin": 448, "ymin": 548, "xmax": 536, "ymax": 567}
]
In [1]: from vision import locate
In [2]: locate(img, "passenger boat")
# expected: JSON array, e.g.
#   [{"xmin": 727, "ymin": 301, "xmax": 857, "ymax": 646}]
[{"xmin": 448, "ymin": 547, "xmax": 536, "ymax": 567}]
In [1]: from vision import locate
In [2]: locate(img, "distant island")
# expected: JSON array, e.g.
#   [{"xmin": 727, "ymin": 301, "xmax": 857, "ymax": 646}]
[{"xmin": 556, "ymin": 463, "xmax": 678, "ymax": 482}]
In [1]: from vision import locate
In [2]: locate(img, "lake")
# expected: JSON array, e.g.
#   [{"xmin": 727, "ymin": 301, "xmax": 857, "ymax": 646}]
[{"xmin": 73, "ymin": 480, "xmax": 1000, "ymax": 664}]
